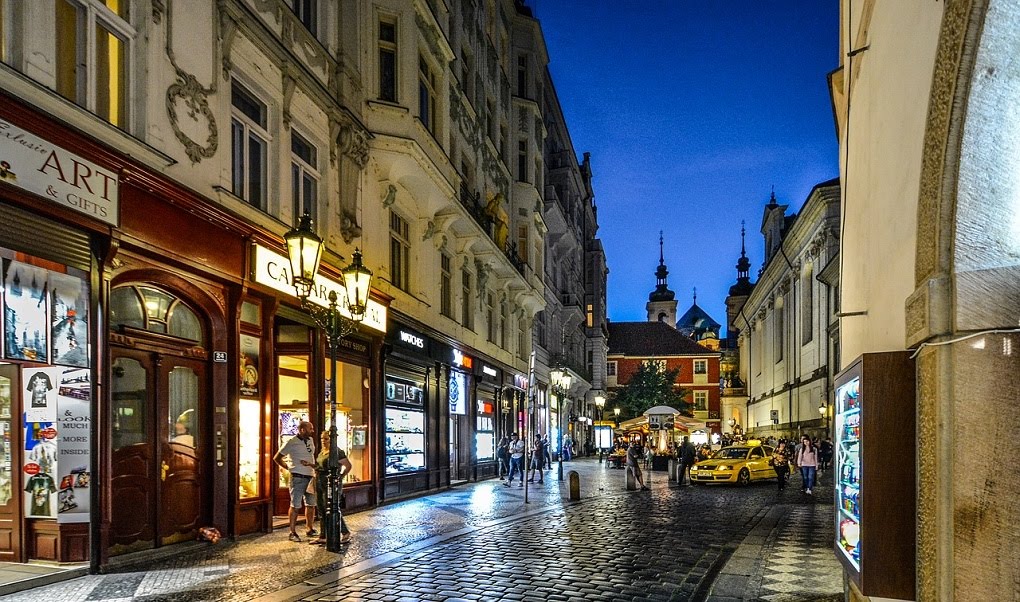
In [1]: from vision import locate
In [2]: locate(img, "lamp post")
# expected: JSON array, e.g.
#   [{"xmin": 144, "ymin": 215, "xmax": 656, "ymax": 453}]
[
  {"xmin": 550, "ymin": 366, "xmax": 572, "ymax": 481},
  {"xmin": 285, "ymin": 213, "xmax": 372, "ymax": 553},
  {"xmin": 594, "ymin": 394, "xmax": 606, "ymax": 462},
  {"xmin": 613, "ymin": 407, "xmax": 620, "ymax": 427},
  {"xmin": 818, "ymin": 400, "xmax": 829, "ymax": 435}
]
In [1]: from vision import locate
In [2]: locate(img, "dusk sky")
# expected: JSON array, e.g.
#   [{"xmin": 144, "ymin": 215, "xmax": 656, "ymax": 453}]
[{"xmin": 532, "ymin": 2, "xmax": 841, "ymax": 335}]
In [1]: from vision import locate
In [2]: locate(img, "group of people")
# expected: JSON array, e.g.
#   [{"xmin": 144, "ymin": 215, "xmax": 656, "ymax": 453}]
[
  {"xmin": 769, "ymin": 435, "xmax": 832, "ymax": 494},
  {"xmin": 496, "ymin": 432, "xmax": 564, "ymax": 486},
  {"xmin": 273, "ymin": 421, "xmax": 353, "ymax": 545}
]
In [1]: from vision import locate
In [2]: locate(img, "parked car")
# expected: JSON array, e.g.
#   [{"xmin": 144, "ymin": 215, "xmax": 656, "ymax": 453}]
[{"xmin": 689, "ymin": 443, "xmax": 776, "ymax": 486}]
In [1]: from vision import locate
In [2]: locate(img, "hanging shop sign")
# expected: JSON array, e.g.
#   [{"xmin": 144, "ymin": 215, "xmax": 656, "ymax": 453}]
[
  {"xmin": 0, "ymin": 118, "xmax": 119, "ymax": 226},
  {"xmin": 449, "ymin": 369, "xmax": 467, "ymax": 415},
  {"xmin": 451, "ymin": 349, "xmax": 473, "ymax": 369},
  {"xmin": 251, "ymin": 244, "xmax": 387, "ymax": 332},
  {"xmin": 513, "ymin": 373, "xmax": 529, "ymax": 390}
]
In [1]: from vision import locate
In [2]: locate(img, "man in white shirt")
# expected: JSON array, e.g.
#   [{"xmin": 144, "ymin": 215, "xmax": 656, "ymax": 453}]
[
  {"xmin": 503, "ymin": 432, "xmax": 525, "ymax": 487},
  {"xmin": 274, "ymin": 421, "xmax": 317, "ymax": 541}
]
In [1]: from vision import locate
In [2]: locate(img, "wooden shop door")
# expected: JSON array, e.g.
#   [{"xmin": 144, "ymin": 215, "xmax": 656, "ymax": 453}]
[
  {"xmin": 110, "ymin": 347, "xmax": 208, "ymax": 554},
  {"xmin": 0, "ymin": 363, "xmax": 22, "ymax": 561}
]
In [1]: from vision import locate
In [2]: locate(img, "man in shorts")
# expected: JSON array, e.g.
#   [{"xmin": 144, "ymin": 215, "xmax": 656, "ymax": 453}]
[{"xmin": 274, "ymin": 421, "xmax": 317, "ymax": 541}]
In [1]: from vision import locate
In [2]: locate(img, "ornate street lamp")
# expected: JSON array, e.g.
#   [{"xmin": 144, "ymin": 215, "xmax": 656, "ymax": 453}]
[
  {"xmin": 613, "ymin": 406, "xmax": 621, "ymax": 427},
  {"xmin": 549, "ymin": 366, "xmax": 572, "ymax": 481},
  {"xmin": 285, "ymin": 213, "xmax": 372, "ymax": 553}
]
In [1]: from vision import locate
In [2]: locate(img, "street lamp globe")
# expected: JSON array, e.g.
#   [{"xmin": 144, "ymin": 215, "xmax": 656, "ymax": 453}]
[
  {"xmin": 550, "ymin": 367, "xmax": 565, "ymax": 389},
  {"xmin": 594, "ymin": 394, "xmax": 605, "ymax": 409},
  {"xmin": 283, "ymin": 213, "xmax": 323, "ymax": 299},
  {"xmin": 818, "ymin": 403, "xmax": 827, "ymax": 416},
  {"xmin": 613, "ymin": 407, "xmax": 620, "ymax": 417},
  {"xmin": 341, "ymin": 248, "xmax": 372, "ymax": 321}
]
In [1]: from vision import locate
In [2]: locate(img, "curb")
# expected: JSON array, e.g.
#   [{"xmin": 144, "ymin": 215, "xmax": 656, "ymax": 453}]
[{"xmin": 704, "ymin": 504, "xmax": 786, "ymax": 601}]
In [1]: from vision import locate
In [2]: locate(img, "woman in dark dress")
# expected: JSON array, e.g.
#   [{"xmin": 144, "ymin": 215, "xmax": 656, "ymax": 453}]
[{"xmin": 311, "ymin": 429, "xmax": 353, "ymax": 545}]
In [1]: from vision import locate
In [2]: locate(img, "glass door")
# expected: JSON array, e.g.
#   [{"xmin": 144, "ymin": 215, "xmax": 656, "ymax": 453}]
[{"xmin": 275, "ymin": 352, "xmax": 310, "ymax": 516}]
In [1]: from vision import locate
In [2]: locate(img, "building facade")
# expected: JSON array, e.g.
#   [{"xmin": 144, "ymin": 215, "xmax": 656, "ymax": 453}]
[
  {"xmin": 0, "ymin": 0, "xmax": 599, "ymax": 571},
  {"xmin": 731, "ymin": 182, "xmax": 840, "ymax": 441},
  {"xmin": 832, "ymin": 1, "xmax": 1020, "ymax": 600}
]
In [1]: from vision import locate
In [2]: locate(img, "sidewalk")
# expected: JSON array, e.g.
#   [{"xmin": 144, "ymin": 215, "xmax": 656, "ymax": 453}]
[{"xmin": 2, "ymin": 459, "xmax": 844, "ymax": 601}]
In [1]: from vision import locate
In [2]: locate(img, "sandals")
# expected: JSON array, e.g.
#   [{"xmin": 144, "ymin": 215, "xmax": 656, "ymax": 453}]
[{"xmin": 288, "ymin": 532, "xmax": 301, "ymax": 542}]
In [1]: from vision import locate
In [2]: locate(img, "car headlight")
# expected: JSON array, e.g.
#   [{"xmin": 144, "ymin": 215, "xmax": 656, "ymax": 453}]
[{"xmin": 718, "ymin": 465, "xmax": 733, "ymax": 471}]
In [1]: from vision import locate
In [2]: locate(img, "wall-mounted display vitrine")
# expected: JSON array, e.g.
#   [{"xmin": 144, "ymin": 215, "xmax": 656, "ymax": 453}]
[{"xmin": 833, "ymin": 351, "xmax": 916, "ymax": 600}]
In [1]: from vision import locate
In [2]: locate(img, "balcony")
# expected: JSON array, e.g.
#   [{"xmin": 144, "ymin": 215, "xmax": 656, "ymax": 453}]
[{"xmin": 459, "ymin": 184, "xmax": 527, "ymax": 277}]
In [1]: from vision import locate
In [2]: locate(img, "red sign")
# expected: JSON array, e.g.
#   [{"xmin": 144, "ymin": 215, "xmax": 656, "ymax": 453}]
[
  {"xmin": 23, "ymin": 463, "xmax": 40, "ymax": 475},
  {"xmin": 39, "ymin": 427, "xmax": 57, "ymax": 440}
]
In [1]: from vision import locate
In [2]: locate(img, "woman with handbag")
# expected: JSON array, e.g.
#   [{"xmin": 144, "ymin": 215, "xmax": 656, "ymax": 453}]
[
  {"xmin": 772, "ymin": 441, "xmax": 791, "ymax": 491},
  {"xmin": 311, "ymin": 429, "xmax": 353, "ymax": 546}
]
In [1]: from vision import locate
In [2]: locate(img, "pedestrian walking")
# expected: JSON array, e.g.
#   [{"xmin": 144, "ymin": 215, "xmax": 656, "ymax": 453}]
[
  {"xmin": 503, "ymin": 432, "xmax": 525, "ymax": 487},
  {"xmin": 772, "ymin": 440, "xmax": 791, "ymax": 491},
  {"xmin": 796, "ymin": 436, "xmax": 819, "ymax": 495},
  {"xmin": 644, "ymin": 442, "xmax": 655, "ymax": 470},
  {"xmin": 819, "ymin": 437, "xmax": 833, "ymax": 471},
  {"xmin": 310, "ymin": 429, "xmax": 352, "ymax": 545},
  {"xmin": 496, "ymin": 436, "xmax": 510, "ymax": 479},
  {"xmin": 562, "ymin": 435, "xmax": 573, "ymax": 461},
  {"xmin": 273, "ymin": 420, "xmax": 317, "ymax": 542},
  {"xmin": 626, "ymin": 443, "xmax": 650, "ymax": 490},
  {"xmin": 678, "ymin": 436, "xmax": 696, "ymax": 486},
  {"xmin": 527, "ymin": 434, "xmax": 546, "ymax": 483},
  {"xmin": 542, "ymin": 434, "xmax": 552, "ymax": 472}
]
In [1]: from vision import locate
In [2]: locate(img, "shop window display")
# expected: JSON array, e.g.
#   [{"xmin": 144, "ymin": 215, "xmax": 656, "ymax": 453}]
[
  {"xmin": 325, "ymin": 358, "xmax": 371, "ymax": 484},
  {"xmin": 237, "ymin": 398, "xmax": 260, "ymax": 499}
]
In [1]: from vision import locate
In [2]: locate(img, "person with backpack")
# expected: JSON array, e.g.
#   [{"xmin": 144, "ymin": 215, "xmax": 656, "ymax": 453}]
[{"xmin": 527, "ymin": 434, "xmax": 546, "ymax": 484}]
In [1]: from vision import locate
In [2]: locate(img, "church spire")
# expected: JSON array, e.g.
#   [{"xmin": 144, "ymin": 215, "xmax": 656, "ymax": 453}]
[
  {"xmin": 649, "ymin": 231, "xmax": 675, "ymax": 302},
  {"xmin": 729, "ymin": 221, "xmax": 753, "ymax": 296}
]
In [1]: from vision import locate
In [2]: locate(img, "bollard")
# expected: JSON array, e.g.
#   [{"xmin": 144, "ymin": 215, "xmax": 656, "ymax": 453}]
[
  {"xmin": 668, "ymin": 458, "xmax": 677, "ymax": 483},
  {"xmin": 626, "ymin": 467, "xmax": 637, "ymax": 491},
  {"xmin": 568, "ymin": 470, "xmax": 581, "ymax": 501}
]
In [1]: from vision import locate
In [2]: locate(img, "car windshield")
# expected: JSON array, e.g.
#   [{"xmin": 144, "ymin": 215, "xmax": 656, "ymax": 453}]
[{"xmin": 713, "ymin": 447, "xmax": 750, "ymax": 460}]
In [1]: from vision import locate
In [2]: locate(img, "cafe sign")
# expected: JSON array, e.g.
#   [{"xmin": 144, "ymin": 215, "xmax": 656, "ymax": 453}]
[
  {"xmin": 0, "ymin": 118, "xmax": 119, "ymax": 226},
  {"xmin": 252, "ymin": 244, "xmax": 387, "ymax": 333}
]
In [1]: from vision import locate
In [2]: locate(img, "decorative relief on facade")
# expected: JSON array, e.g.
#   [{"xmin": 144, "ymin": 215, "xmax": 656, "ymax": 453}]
[
  {"xmin": 166, "ymin": 3, "xmax": 218, "ymax": 164},
  {"xmin": 916, "ymin": 0, "xmax": 973, "ymax": 284},
  {"xmin": 915, "ymin": 350, "xmax": 939, "ymax": 602},
  {"xmin": 415, "ymin": 13, "xmax": 444, "ymax": 62},
  {"xmin": 152, "ymin": 0, "xmax": 166, "ymax": 24},
  {"xmin": 282, "ymin": 64, "xmax": 297, "ymax": 128},
  {"xmin": 335, "ymin": 113, "xmax": 370, "ymax": 168},
  {"xmin": 382, "ymin": 184, "xmax": 397, "ymax": 208},
  {"xmin": 449, "ymin": 83, "xmax": 509, "ymax": 196},
  {"xmin": 218, "ymin": 1, "xmax": 238, "ymax": 77}
]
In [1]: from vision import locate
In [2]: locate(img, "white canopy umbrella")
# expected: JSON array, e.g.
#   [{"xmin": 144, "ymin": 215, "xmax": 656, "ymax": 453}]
[{"xmin": 643, "ymin": 405, "xmax": 681, "ymax": 416}]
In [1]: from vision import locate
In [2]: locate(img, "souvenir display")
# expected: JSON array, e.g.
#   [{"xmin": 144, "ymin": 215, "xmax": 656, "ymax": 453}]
[
  {"xmin": 49, "ymin": 272, "xmax": 89, "ymax": 368},
  {"xmin": 3, "ymin": 260, "xmax": 49, "ymax": 363}
]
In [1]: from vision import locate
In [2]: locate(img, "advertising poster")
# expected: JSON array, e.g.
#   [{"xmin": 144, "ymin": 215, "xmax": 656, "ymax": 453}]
[
  {"xmin": 24, "ymin": 366, "xmax": 60, "ymax": 423},
  {"xmin": 239, "ymin": 334, "xmax": 260, "ymax": 398},
  {"xmin": 449, "ymin": 370, "xmax": 467, "ymax": 415},
  {"xmin": 50, "ymin": 272, "xmax": 89, "ymax": 368},
  {"xmin": 56, "ymin": 368, "xmax": 90, "ymax": 523},
  {"xmin": 4, "ymin": 260, "xmax": 49, "ymax": 363}
]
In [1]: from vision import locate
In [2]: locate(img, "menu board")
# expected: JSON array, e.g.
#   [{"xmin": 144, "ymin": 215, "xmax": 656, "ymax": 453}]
[{"xmin": 835, "ymin": 375, "xmax": 861, "ymax": 570}]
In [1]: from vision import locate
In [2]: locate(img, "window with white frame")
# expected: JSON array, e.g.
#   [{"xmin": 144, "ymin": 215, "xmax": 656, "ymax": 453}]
[
  {"xmin": 774, "ymin": 304, "xmax": 784, "ymax": 362},
  {"xmin": 486, "ymin": 292, "xmax": 496, "ymax": 343},
  {"xmin": 290, "ymin": 0, "xmax": 316, "ymax": 37},
  {"xmin": 461, "ymin": 268, "xmax": 473, "ymax": 329},
  {"xmin": 290, "ymin": 131, "xmax": 318, "ymax": 226},
  {"xmin": 440, "ymin": 253, "xmax": 453, "ymax": 319},
  {"xmin": 419, "ymin": 55, "xmax": 437, "ymax": 134},
  {"xmin": 378, "ymin": 18, "xmax": 397, "ymax": 102},
  {"xmin": 643, "ymin": 359, "xmax": 666, "ymax": 372},
  {"xmin": 389, "ymin": 211, "xmax": 410, "ymax": 291},
  {"xmin": 606, "ymin": 361, "xmax": 617, "ymax": 377},
  {"xmin": 802, "ymin": 271, "xmax": 814, "ymax": 344},
  {"xmin": 694, "ymin": 390, "xmax": 708, "ymax": 412},
  {"xmin": 499, "ymin": 297, "xmax": 507, "ymax": 348},
  {"xmin": 231, "ymin": 81, "xmax": 269, "ymax": 209},
  {"xmin": 55, "ymin": 0, "xmax": 134, "ymax": 129},
  {"xmin": 694, "ymin": 359, "xmax": 707, "ymax": 375}
]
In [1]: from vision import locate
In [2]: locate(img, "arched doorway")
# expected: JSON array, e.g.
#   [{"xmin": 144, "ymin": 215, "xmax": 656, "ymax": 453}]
[{"xmin": 107, "ymin": 284, "xmax": 209, "ymax": 554}]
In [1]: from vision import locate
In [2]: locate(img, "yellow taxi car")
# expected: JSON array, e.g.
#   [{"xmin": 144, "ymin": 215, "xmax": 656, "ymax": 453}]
[{"xmin": 689, "ymin": 442, "xmax": 777, "ymax": 486}]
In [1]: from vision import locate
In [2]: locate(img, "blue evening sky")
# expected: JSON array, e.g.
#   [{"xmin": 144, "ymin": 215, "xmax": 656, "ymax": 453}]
[{"xmin": 532, "ymin": 2, "xmax": 840, "ymax": 335}]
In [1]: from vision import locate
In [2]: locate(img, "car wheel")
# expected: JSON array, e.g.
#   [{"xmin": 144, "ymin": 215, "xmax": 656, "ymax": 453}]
[{"xmin": 737, "ymin": 468, "xmax": 751, "ymax": 486}]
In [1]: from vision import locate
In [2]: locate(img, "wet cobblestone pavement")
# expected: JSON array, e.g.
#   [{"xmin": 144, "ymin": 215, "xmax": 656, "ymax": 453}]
[{"xmin": 2, "ymin": 460, "xmax": 842, "ymax": 601}]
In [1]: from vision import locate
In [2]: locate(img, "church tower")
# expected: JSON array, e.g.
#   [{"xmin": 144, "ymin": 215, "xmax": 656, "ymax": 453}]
[
  {"xmin": 646, "ymin": 232, "xmax": 678, "ymax": 326},
  {"xmin": 725, "ymin": 221, "xmax": 755, "ymax": 345}
]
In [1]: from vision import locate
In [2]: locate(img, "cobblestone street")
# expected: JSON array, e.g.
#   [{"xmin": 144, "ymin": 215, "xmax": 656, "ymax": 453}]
[{"xmin": 3, "ymin": 459, "xmax": 842, "ymax": 602}]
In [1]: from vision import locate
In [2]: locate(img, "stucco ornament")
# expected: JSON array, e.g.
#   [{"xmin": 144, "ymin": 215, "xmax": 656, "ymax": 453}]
[{"xmin": 164, "ymin": 4, "xmax": 217, "ymax": 164}]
